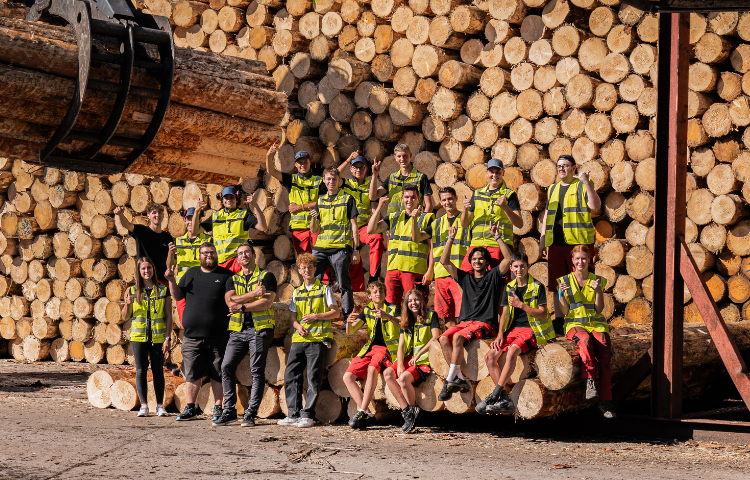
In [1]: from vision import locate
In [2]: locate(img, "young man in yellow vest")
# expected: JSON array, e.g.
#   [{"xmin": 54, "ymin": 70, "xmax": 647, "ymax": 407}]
[
  {"xmin": 343, "ymin": 280, "xmax": 402, "ymax": 429},
  {"xmin": 414, "ymin": 186, "xmax": 468, "ymax": 328},
  {"xmin": 213, "ymin": 243, "xmax": 277, "ymax": 427},
  {"xmin": 367, "ymin": 184, "xmax": 435, "ymax": 307},
  {"xmin": 369, "ymin": 143, "xmax": 433, "ymax": 215},
  {"xmin": 461, "ymin": 159, "xmax": 522, "ymax": 272},
  {"xmin": 310, "ymin": 166, "xmax": 360, "ymax": 319},
  {"xmin": 477, "ymin": 251, "xmax": 554, "ymax": 415},
  {"xmin": 265, "ymin": 144, "xmax": 327, "ymax": 254},
  {"xmin": 539, "ymin": 154, "xmax": 600, "ymax": 333},
  {"xmin": 339, "ymin": 152, "xmax": 386, "ymax": 289},
  {"xmin": 278, "ymin": 253, "xmax": 340, "ymax": 428},
  {"xmin": 190, "ymin": 187, "xmax": 267, "ymax": 274}
]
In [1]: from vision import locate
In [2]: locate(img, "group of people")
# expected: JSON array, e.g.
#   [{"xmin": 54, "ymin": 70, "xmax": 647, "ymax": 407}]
[{"xmin": 119, "ymin": 141, "xmax": 616, "ymax": 433}]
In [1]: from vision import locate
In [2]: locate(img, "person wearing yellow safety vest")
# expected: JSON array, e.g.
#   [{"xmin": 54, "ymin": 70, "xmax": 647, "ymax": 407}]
[
  {"xmin": 414, "ymin": 186, "xmax": 468, "ymax": 329},
  {"xmin": 477, "ymin": 252, "xmax": 553, "ymax": 415},
  {"xmin": 266, "ymin": 144, "xmax": 328, "ymax": 254},
  {"xmin": 338, "ymin": 151, "xmax": 386, "ymax": 290},
  {"xmin": 557, "ymin": 245, "xmax": 615, "ymax": 419},
  {"xmin": 115, "ymin": 203, "xmax": 173, "ymax": 284},
  {"xmin": 369, "ymin": 143, "xmax": 433, "ymax": 215},
  {"xmin": 367, "ymin": 184, "xmax": 435, "ymax": 307},
  {"xmin": 122, "ymin": 257, "xmax": 172, "ymax": 418},
  {"xmin": 539, "ymin": 154, "xmax": 601, "ymax": 334},
  {"xmin": 310, "ymin": 166, "xmax": 360, "ymax": 319},
  {"xmin": 213, "ymin": 243, "xmax": 277, "ymax": 427},
  {"xmin": 460, "ymin": 159, "xmax": 523, "ymax": 272},
  {"xmin": 343, "ymin": 280, "xmax": 402, "ymax": 430},
  {"xmin": 190, "ymin": 186, "xmax": 267, "ymax": 274},
  {"xmin": 278, "ymin": 253, "xmax": 341, "ymax": 428}
]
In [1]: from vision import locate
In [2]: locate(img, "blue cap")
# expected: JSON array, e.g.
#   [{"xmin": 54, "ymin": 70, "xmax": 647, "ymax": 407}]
[
  {"xmin": 487, "ymin": 159, "xmax": 504, "ymax": 170},
  {"xmin": 351, "ymin": 155, "xmax": 368, "ymax": 166},
  {"xmin": 295, "ymin": 150, "xmax": 310, "ymax": 161},
  {"xmin": 183, "ymin": 207, "xmax": 196, "ymax": 218},
  {"xmin": 221, "ymin": 186, "xmax": 238, "ymax": 197}
]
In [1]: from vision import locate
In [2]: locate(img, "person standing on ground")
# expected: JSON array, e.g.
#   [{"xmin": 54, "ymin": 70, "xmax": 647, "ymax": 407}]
[
  {"xmin": 278, "ymin": 253, "xmax": 341, "ymax": 428},
  {"xmin": 369, "ymin": 144, "xmax": 433, "ymax": 215},
  {"xmin": 540, "ymin": 154, "xmax": 600, "ymax": 333},
  {"xmin": 114, "ymin": 203, "xmax": 173, "ymax": 284},
  {"xmin": 557, "ymin": 245, "xmax": 615, "ymax": 419},
  {"xmin": 122, "ymin": 257, "xmax": 172, "ymax": 418},
  {"xmin": 460, "ymin": 159, "xmax": 522, "ymax": 272},
  {"xmin": 164, "ymin": 242, "xmax": 234, "ymax": 422},
  {"xmin": 213, "ymin": 243, "xmax": 277, "ymax": 427},
  {"xmin": 309, "ymin": 166, "xmax": 359, "ymax": 319},
  {"xmin": 437, "ymin": 222, "xmax": 511, "ymax": 402}
]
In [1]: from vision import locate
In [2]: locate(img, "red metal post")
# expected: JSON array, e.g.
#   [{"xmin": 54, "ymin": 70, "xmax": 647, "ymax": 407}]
[{"xmin": 651, "ymin": 12, "xmax": 689, "ymax": 419}]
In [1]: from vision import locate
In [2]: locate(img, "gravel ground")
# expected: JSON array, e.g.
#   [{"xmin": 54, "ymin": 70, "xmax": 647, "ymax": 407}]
[{"xmin": 1, "ymin": 360, "xmax": 749, "ymax": 480}]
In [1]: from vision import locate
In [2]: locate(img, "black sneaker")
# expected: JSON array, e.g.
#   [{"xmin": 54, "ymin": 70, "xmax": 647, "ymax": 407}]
[
  {"xmin": 437, "ymin": 382, "xmax": 453, "ymax": 401},
  {"xmin": 486, "ymin": 398, "xmax": 515, "ymax": 414},
  {"xmin": 348, "ymin": 410, "xmax": 366, "ymax": 429},
  {"xmin": 450, "ymin": 377, "xmax": 471, "ymax": 393},
  {"xmin": 212, "ymin": 408, "xmax": 237, "ymax": 426},
  {"xmin": 413, "ymin": 406, "xmax": 423, "ymax": 425},
  {"xmin": 401, "ymin": 406, "xmax": 417, "ymax": 433},
  {"xmin": 211, "ymin": 405, "xmax": 223, "ymax": 422},
  {"xmin": 176, "ymin": 404, "xmax": 199, "ymax": 421},
  {"xmin": 585, "ymin": 379, "xmax": 599, "ymax": 400},
  {"xmin": 598, "ymin": 401, "xmax": 617, "ymax": 419},
  {"xmin": 475, "ymin": 392, "xmax": 500, "ymax": 415},
  {"xmin": 358, "ymin": 412, "xmax": 376, "ymax": 429},
  {"xmin": 240, "ymin": 412, "xmax": 255, "ymax": 427}
]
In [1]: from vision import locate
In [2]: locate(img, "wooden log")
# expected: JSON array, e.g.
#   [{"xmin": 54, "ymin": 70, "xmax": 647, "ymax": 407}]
[
  {"xmin": 111, "ymin": 377, "xmax": 140, "ymax": 411},
  {"xmin": 415, "ymin": 373, "xmax": 445, "ymax": 412},
  {"xmin": 427, "ymin": 338, "xmax": 489, "ymax": 381},
  {"xmin": 511, "ymin": 378, "xmax": 593, "ymax": 419}
]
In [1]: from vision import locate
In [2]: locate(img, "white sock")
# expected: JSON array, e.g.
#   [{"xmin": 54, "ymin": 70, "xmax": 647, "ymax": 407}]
[
  {"xmin": 358, "ymin": 408, "xmax": 366, "ymax": 413},
  {"xmin": 456, "ymin": 370, "xmax": 464, "ymax": 380},
  {"xmin": 367, "ymin": 412, "xmax": 374, "ymax": 418},
  {"xmin": 447, "ymin": 364, "xmax": 459, "ymax": 382}
]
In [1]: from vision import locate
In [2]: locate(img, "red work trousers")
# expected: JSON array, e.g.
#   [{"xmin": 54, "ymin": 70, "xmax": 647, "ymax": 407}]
[
  {"xmin": 566, "ymin": 326, "xmax": 612, "ymax": 401},
  {"xmin": 292, "ymin": 230, "xmax": 318, "ymax": 255},
  {"xmin": 350, "ymin": 226, "xmax": 386, "ymax": 291}
]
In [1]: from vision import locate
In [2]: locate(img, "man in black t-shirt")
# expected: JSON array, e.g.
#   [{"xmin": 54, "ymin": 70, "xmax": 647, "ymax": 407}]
[
  {"xmin": 164, "ymin": 242, "xmax": 234, "ymax": 422},
  {"xmin": 436, "ymin": 222, "xmax": 512, "ymax": 402},
  {"xmin": 115, "ymin": 203, "xmax": 173, "ymax": 283}
]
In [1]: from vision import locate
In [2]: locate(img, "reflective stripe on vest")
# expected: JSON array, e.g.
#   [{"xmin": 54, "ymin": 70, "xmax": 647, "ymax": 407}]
[
  {"xmin": 503, "ymin": 275, "xmax": 555, "ymax": 346},
  {"xmin": 289, "ymin": 174, "xmax": 323, "ymax": 230},
  {"xmin": 228, "ymin": 266, "xmax": 275, "ymax": 332},
  {"xmin": 544, "ymin": 179, "xmax": 595, "ymax": 247},
  {"xmin": 385, "ymin": 167, "xmax": 425, "ymax": 215},
  {"xmin": 175, "ymin": 232, "xmax": 211, "ymax": 282},
  {"xmin": 343, "ymin": 178, "xmax": 372, "ymax": 227},
  {"xmin": 292, "ymin": 279, "xmax": 333, "ymax": 343},
  {"xmin": 314, "ymin": 190, "xmax": 353, "ymax": 249},
  {"xmin": 561, "ymin": 272, "xmax": 608, "ymax": 334},
  {"xmin": 469, "ymin": 183, "xmax": 515, "ymax": 247},
  {"xmin": 211, "ymin": 208, "xmax": 250, "ymax": 263},
  {"xmin": 432, "ymin": 214, "xmax": 469, "ymax": 279},
  {"xmin": 355, "ymin": 302, "xmax": 400, "ymax": 359},
  {"xmin": 129, "ymin": 285, "xmax": 168, "ymax": 343},
  {"xmin": 386, "ymin": 211, "xmax": 434, "ymax": 274},
  {"xmin": 404, "ymin": 312, "xmax": 436, "ymax": 366}
]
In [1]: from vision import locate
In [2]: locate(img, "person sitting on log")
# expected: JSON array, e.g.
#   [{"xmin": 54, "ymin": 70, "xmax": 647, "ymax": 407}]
[
  {"xmin": 557, "ymin": 245, "xmax": 615, "ymax": 419},
  {"xmin": 476, "ymin": 252, "xmax": 553, "ymax": 415},
  {"xmin": 436, "ymin": 222, "xmax": 511, "ymax": 402},
  {"xmin": 213, "ymin": 242, "xmax": 277, "ymax": 427},
  {"xmin": 122, "ymin": 257, "xmax": 172, "ymax": 418},
  {"xmin": 114, "ymin": 203, "xmax": 173, "ymax": 285},
  {"xmin": 539, "ymin": 154, "xmax": 600, "ymax": 335},
  {"xmin": 367, "ymin": 184, "xmax": 435, "ymax": 307},
  {"xmin": 278, "ymin": 253, "xmax": 341, "ymax": 428},
  {"xmin": 369, "ymin": 143, "xmax": 433, "ymax": 216},
  {"xmin": 190, "ymin": 186, "xmax": 267, "ymax": 274},
  {"xmin": 309, "ymin": 166, "xmax": 359, "ymax": 320},
  {"xmin": 414, "ymin": 186, "xmax": 468, "ymax": 329},
  {"xmin": 343, "ymin": 280, "xmax": 401, "ymax": 430},
  {"xmin": 265, "ymin": 143, "xmax": 327, "ymax": 255},
  {"xmin": 339, "ymin": 151, "xmax": 386, "ymax": 288},
  {"xmin": 390, "ymin": 289, "xmax": 441, "ymax": 433},
  {"xmin": 460, "ymin": 159, "xmax": 522, "ymax": 273}
]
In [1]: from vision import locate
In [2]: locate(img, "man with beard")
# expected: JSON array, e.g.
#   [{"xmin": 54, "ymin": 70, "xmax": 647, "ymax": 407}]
[{"xmin": 164, "ymin": 243, "xmax": 234, "ymax": 422}]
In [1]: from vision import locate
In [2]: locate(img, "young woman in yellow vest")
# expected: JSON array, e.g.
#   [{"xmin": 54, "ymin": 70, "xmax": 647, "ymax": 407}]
[
  {"xmin": 368, "ymin": 143, "xmax": 433, "ymax": 215},
  {"xmin": 557, "ymin": 245, "xmax": 616, "ymax": 419},
  {"xmin": 343, "ymin": 280, "xmax": 401, "ymax": 430},
  {"xmin": 122, "ymin": 257, "xmax": 172, "ymax": 417},
  {"xmin": 190, "ymin": 187, "xmax": 267, "ymax": 274},
  {"xmin": 392, "ymin": 289, "xmax": 441, "ymax": 433},
  {"xmin": 477, "ymin": 252, "xmax": 554, "ymax": 415}
]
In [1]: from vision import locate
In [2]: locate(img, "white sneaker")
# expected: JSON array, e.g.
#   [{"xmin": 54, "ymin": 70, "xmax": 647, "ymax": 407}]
[
  {"xmin": 295, "ymin": 417, "xmax": 314, "ymax": 428},
  {"xmin": 156, "ymin": 405, "xmax": 168, "ymax": 417},
  {"xmin": 277, "ymin": 416, "xmax": 299, "ymax": 426},
  {"xmin": 137, "ymin": 405, "xmax": 149, "ymax": 417}
]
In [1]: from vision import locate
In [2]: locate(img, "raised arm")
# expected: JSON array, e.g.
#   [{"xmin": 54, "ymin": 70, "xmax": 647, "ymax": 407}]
[
  {"xmin": 265, "ymin": 143, "xmax": 282, "ymax": 181},
  {"xmin": 496, "ymin": 194, "xmax": 523, "ymax": 229},
  {"xmin": 121, "ymin": 289, "xmax": 134, "ymax": 322},
  {"xmin": 113, "ymin": 206, "xmax": 134, "ymax": 233},
  {"xmin": 351, "ymin": 217, "xmax": 361, "ymax": 264},
  {"xmin": 461, "ymin": 196, "xmax": 474, "ymax": 230},
  {"xmin": 490, "ymin": 221, "xmax": 512, "ymax": 274},
  {"xmin": 591, "ymin": 277, "xmax": 604, "ymax": 314},
  {"xmin": 368, "ymin": 158, "xmax": 388, "ymax": 201},
  {"xmin": 246, "ymin": 191, "xmax": 267, "ymax": 233},
  {"xmin": 578, "ymin": 172, "xmax": 601, "ymax": 211},
  {"xmin": 164, "ymin": 266, "xmax": 184, "ymax": 302},
  {"xmin": 309, "ymin": 204, "xmax": 320, "ymax": 234},
  {"xmin": 367, "ymin": 197, "xmax": 390, "ymax": 235},
  {"xmin": 557, "ymin": 278, "xmax": 570, "ymax": 317},
  {"xmin": 162, "ymin": 297, "xmax": 173, "ymax": 354},
  {"xmin": 410, "ymin": 206, "xmax": 430, "ymax": 242},
  {"xmin": 339, "ymin": 150, "xmax": 358, "ymax": 176},
  {"xmin": 191, "ymin": 200, "xmax": 207, "ymax": 237},
  {"xmin": 439, "ymin": 225, "xmax": 459, "ymax": 281}
]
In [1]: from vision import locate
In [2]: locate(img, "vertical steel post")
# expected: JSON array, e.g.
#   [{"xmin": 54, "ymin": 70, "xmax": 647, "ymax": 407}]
[{"xmin": 651, "ymin": 12, "xmax": 689, "ymax": 419}]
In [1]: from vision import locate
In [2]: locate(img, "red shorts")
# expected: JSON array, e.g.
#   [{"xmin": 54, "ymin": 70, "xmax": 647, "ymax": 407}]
[
  {"xmin": 292, "ymin": 230, "xmax": 318, "ymax": 255},
  {"xmin": 441, "ymin": 321, "xmax": 497, "ymax": 344},
  {"xmin": 434, "ymin": 277, "xmax": 461, "ymax": 319},
  {"xmin": 384, "ymin": 270, "xmax": 422, "ymax": 306},
  {"xmin": 219, "ymin": 257, "xmax": 242, "ymax": 273},
  {"xmin": 176, "ymin": 298, "xmax": 186, "ymax": 327},
  {"xmin": 460, "ymin": 245, "xmax": 506, "ymax": 272},
  {"xmin": 403, "ymin": 359, "xmax": 431, "ymax": 388},
  {"xmin": 497, "ymin": 327, "xmax": 538, "ymax": 354},
  {"xmin": 547, "ymin": 244, "xmax": 596, "ymax": 291},
  {"xmin": 346, "ymin": 345, "xmax": 393, "ymax": 380}
]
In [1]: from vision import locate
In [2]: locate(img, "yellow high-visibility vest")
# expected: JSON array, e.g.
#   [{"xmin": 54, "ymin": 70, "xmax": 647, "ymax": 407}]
[
  {"xmin": 560, "ymin": 272, "xmax": 608, "ymax": 335},
  {"xmin": 343, "ymin": 178, "xmax": 372, "ymax": 228},
  {"xmin": 174, "ymin": 232, "xmax": 211, "ymax": 282},
  {"xmin": 432, "ymin": 214, "xmax": 469, "ymax": 279},
  {"xmin": 469, "ymin": 183, "xmax": 515, "ymax": 247},
  {"xmin": 228, "ymin": 265, "xmax": 275, "ymax": 332},
  {"xmin": 314, "ymin": 190, "xmax": 354, "ymax": 249},
  {"xmin": 386, "ymin": 211, "xmax": 434, "ymax": 274},
  {"xmin": 291, "ymin": 279, "xmax": 333, "ymax": 343},
  {"xmin": 129, "ymin": 285, "xmax": 168, "ymax": 343},
  {"xmin": 353, "ymin": 302, "xmax": 401, "ymax": 359},
  {"xmin": 502, "ymin": 275, "xmax": 555, "ymax": 346},
  {"xmin": 544, "ymin": 179, "xmax": 595, "ymax": 247},
  {"xmin": 384, "ymin": 167, "xmax": 427, "ymax": 215},
  {"xmin": 288, "ymin": 174, "xmax": 322, "ymax": 230},
  {"xmin": 211, "ymin": 208, "xmax": 250, "ymax": 263}
]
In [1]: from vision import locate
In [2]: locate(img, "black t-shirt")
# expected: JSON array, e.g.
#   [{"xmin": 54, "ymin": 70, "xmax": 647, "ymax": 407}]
[
  {"xmin": 178, "ymin": 266, "xmax": 234, "ymax": 338},
  {"xmin": 469, "ymin": 190, "xmax": 520, "ymax": 212},
  {"xmin": 552, "ymin": 184, "xmax": 571, "ymax": 246},
  {"xmin": 231, "ymin": 271, "xmax": 277, "ymax": 325},
  {"xmin": 456, "ymin": 266, "xmax": 506, "ymax": 327},
  {"xmin": 313, "ymin": 192, "xmax": 359, "ymax": 254},
  {"xmin": 281, "ymin": 172, "xmax": 328, "ymax": 196},
  {"xmin": 200, "ymin": 208, "xmax": 258, "ymax": 233},
  {"xmin": 501, "ymin": 284, "xmax": 548, "ymax": 330},
  {"xmin": 131, "ymin": 225, "xmax": 173, "ymax": 282}
]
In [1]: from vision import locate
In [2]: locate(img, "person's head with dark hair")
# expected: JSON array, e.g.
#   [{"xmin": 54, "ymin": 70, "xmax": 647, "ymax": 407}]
[
  {"xmin": 556, "ymin": 154, "xmax": 577, "ymax": 182},
  {"xmin": 400, "ymin": 288, "xmax": 427, "ymax": 331},
  {"xmin": 469, "ymin": 247, "xmax": 492, "ymax": 275},
  {"xmin": 438, "ymin": 186, "xmax": 458, "ymax": 214},
  {"xmin": 145, "ymin": 203, "xmax": 165, "ymax": 230},
  {"xmin": 134, "ymin": 256, "xmax": 157, "ymax": 302},
  {"xmin": 199, "ymin": 242, "xmax": 218, "ymax": 270},
  {"xmin": 322, "ymin": 166, "xmax": 341, "ymax": 194},
  {"xmin": 402, "ymin": 184, "xmax": 419, "ymax": 213},
  {"xmin": 294, "ymin": 150, "xmax": 312, "ymax": 175},
  {"xmin": 509, "ymin": 251, "xmax": 529, "ymax": 282},
  {"xmin": 236, "ymin": 242, "xmax": 256, "ymax": 270}
]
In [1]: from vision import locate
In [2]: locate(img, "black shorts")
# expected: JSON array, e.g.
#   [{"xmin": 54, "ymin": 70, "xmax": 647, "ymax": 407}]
[{"xmin": 181, "ymin": 336, "xmax": 228, "ymax": 383}]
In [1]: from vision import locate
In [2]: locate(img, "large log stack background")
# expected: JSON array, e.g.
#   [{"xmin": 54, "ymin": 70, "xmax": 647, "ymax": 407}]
[{"xmin": 5, "ymin": 0, "xmax": 750, "ymax": 419}]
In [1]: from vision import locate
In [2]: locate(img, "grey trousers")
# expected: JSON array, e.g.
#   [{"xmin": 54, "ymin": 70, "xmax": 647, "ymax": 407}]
[
  {"xmin": 283, "ymin": 342, "xmax": 327, "ymax": 419},
  {"xmin": 313, "ymin": 248, "xmax": 353, "ymax": 316},
  {"xmin": 220, "ymin": 328, "xmax": 272, "ymax": 414}
]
